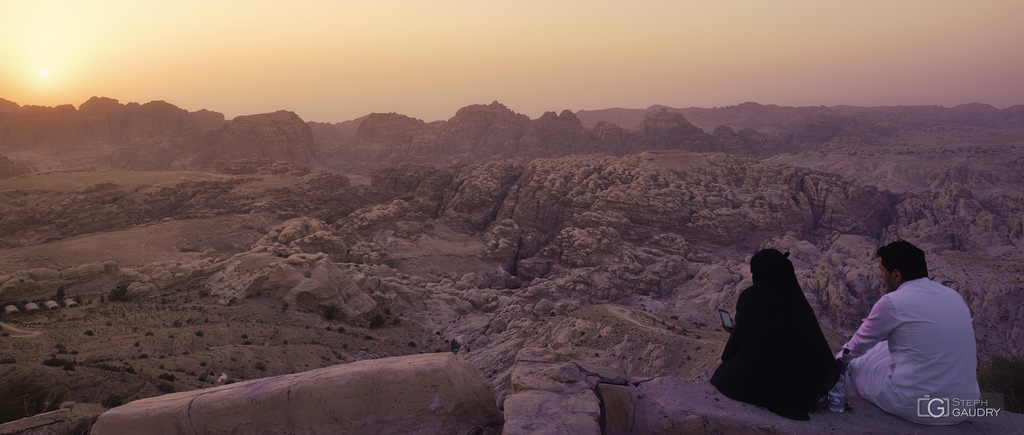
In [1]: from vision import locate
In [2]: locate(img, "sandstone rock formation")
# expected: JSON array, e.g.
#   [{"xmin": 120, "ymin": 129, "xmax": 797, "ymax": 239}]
[
  {"xmin": 6, "ymin": 97, "xmax": 1023, "ymax": 179},
  {"xmin": 0, "ymin": 98, "xmax": 319, "ymax": 172},
  {"xmin": 2, "ymin": 98, "xmax": 1022, "ymax": 433},
  {"xmin": 0, "ymin": 155, "xmax": 33, "ymax": 179},
  {"xmin": 200, "ymin": 111, "xmax": 318, "ymax": 169},
  {"xmin": 90, "ymin": 353, "xmax": 502, "ymax": 435},
  {"xmin": 502, "ymin": 344, "xmax": 1024, "ymax": 434}
]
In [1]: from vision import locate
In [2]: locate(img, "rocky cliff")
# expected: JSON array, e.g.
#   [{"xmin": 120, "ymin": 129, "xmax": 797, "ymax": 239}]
[{"xmin": 0, "ymin": 98, "xmax": 319, "ymax": 172}]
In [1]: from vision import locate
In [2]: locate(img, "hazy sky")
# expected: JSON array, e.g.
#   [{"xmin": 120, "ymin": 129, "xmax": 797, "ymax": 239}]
[{"xmin": 4, "ymin": 1, "xmax": 1024, "ymax": 122}]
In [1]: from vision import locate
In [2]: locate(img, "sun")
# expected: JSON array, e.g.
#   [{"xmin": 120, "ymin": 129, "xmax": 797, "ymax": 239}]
[{"xmin": 39, "ymin": 69, "xmax": 51, "ymax": 78}]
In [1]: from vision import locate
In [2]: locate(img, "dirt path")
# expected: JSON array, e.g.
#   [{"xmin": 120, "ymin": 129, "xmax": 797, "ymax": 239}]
[{"xmin": 0, "ymin": 322, "xmax": 42, "ymax": 338}]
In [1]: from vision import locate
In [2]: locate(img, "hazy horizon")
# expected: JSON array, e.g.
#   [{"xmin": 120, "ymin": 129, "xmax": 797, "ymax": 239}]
[{"xmin": 4, "ymin": 1, "xmax": 1024, "ymax": 123}]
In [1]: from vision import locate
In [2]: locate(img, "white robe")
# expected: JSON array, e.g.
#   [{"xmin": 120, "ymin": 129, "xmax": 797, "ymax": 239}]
[{"xmin": 838, "ymin": 278, "xmax": 980, "ymax": 425}]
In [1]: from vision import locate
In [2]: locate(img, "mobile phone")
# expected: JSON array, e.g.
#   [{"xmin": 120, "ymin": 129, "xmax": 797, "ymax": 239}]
[{"xmin": 719, "ymin": 309, "xmax": 733, "ymax": 331}]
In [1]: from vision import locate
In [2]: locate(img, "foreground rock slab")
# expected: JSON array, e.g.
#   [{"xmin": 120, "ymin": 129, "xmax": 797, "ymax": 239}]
[
  {"xmin": 629, "ymin": 377, "xmax": 1024, "ymax": 435},
  {"xmin": 91, "ymin": 353, "xmax": 502, "ymax": 435}
]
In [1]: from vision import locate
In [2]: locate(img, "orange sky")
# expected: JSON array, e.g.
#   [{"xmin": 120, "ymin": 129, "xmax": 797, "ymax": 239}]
[{"xmin": 3, "ymin": 0, "xmax": 1024, "ymax": 122}]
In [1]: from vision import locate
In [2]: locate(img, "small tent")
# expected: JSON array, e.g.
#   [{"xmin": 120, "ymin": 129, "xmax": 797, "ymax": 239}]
[
  {"xmin": 64, "ymin": 298, "xmax": 79, "ymax": 307},
  {"xmin": 3, "ymin": 305, "xmax": 18, "ymax": 315},
  {"xmin": 24, "ymin": 302, "xmax": 40, "ymax": 312},
  {"xmin": 44, "ymin": 300, "xmax": 60, "ymax": 310}
]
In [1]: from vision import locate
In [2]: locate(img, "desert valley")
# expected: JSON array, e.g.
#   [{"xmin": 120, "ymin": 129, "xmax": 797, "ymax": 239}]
[{"xmin": 1, "ymin": 97, "xmax": 1022, "ymax": 432}]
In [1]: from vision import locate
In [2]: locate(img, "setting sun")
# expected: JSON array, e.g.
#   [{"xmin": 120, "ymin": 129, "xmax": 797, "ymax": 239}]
[{"xmin": 38, "ymin": 69, "xmax": 50, "ymax": 78}]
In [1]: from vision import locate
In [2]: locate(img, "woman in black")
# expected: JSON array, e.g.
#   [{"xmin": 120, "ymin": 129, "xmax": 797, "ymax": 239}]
[{"xmin": 710, "ymin": 249, "xmax": 840, "ymax": 420}]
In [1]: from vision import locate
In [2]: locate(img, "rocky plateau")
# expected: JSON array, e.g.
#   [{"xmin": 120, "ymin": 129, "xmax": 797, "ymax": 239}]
[{"xmin": 1, "ymin": 97, "xmax": 1022, "ymax": 433}]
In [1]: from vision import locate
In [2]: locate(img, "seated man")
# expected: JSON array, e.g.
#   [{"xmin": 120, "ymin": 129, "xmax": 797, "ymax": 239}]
[
  {"xmin": 711, "ymin": 249, "xmax": 839, "ymax": 420},
  {"xmin": 837, "ymin": 240, "xmax": 980, "ymax": 425}
]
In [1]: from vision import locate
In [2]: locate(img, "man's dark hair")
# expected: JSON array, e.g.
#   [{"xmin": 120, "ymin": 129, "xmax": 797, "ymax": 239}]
[{"xmin": 876, "ymin": 240, "xmax": 928, "ymax": 281}]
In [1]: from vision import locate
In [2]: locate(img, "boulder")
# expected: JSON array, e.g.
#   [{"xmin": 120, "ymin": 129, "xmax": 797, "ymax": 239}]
[
  {"xmin": 91, "ymin": 353, "xmax": 502, "ymax": 435},
  {"xmin": 502, "ymin": 347, "xmax": 627, "ymax": 435}
]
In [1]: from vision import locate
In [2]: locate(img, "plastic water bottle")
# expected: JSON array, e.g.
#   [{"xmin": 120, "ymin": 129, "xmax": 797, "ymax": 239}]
[{"xmin": 828, "ymin": 373, "xmax": 846, "ymax": 412}]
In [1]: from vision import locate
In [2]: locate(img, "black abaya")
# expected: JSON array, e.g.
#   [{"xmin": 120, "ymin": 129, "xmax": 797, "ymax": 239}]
[{"xmin": 710, "ymin": 249, "xmax": 840, "ymax": 420}]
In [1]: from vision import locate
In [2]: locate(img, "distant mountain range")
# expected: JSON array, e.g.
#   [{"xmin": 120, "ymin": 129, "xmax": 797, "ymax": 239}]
[{"xmin": 2, "ymin": 96, "xmax": 1023, "ymax": 177}]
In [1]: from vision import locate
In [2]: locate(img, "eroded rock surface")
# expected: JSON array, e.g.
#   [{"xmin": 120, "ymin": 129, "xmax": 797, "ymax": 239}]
[
  {"xmin": 90, "ymin": 353, "xmax": 502, "ymax": 435},
  {"xmin": 2, "ymin": 101, "xmax": 1023, "ymax": 433}
]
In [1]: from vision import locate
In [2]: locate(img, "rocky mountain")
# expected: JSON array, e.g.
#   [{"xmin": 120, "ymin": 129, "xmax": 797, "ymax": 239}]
[
  {"xmin": 1, "ymin": 97, "xmax": 1022, "ymax": 432},
  {"xmin": 0, "ymin": 97, "xmax": 318, "ymax": 172},
  {"xmin": 6, "ymin": 96, "xmax": 1023, "ymax": 178}
]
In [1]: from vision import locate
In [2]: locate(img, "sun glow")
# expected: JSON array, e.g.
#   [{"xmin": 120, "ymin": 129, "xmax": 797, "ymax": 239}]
[{"xmin": 2, "ymin": 1, "xmax": 1024, "ymax": 121}]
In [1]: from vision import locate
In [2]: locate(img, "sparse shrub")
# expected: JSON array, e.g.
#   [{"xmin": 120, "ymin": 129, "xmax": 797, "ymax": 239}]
[
  {"xmin": 42, "ymin": 355, "xmax": 72, "ymax": 368},
  {"xmin": 84, "ymin": 330, "xmax": 94, "ymax": 336},
  {"xmin": 254, "ymin": 361, "xmax": 267, "ymax": 371},
  {"xmin": 322, "ymin": 304, "xmax": 337, "ymax": 321},
  {"xmin": 243, "ymin": 340, "xmax": 252, "ymax": 345},
  {"xmin": 92, "ymin": 362, "xmax": 122, "ymax": 372},
  {"xmin": 158, "ymin": 373, "xmax": 176, "ymax": 382},
  {"xmin": 369, "ymin": 314, "xmax": 385, "ymax": 329},
  {"xmin": 108, "ymin": 283, "xmax": 132, "ymax": 302},
  {"xmin": 194, "ymin": 330, "xmax": 204, "ymax": 337},
  {"xmin": 0, "ymin": 377, "xmax": 68, "ymax": 423},
  {"xmin": 449, "ymin": 339, "xmax": 461, "ymax": 353},
  {"xmin": 101, "ymin": 393, "xmax": 124, "ymax": 408},
  {"xmin": 0, "ymin": 356, "xmax": 16, "ymax": 364},
  {"xmin": 978, "ymin": 353, "xmax": 1024, "ymax": 413},
  {"xmin": 172, "ymin": 320, "xmax": 182, "ymax": 328},
  {"xmin": 155, "ymin": 381, "xmax": 175, "ymax": 393},
  {"xmin": 408, "ymin": 341, "xmax": 417, "ymax": 348}
]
